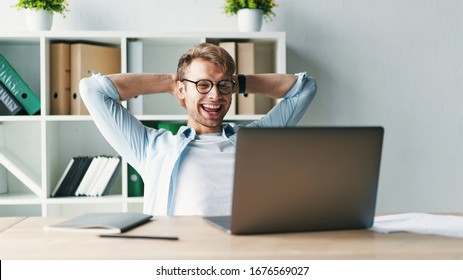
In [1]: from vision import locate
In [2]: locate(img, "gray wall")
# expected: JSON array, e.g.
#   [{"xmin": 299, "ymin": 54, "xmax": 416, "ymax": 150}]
[
  {"xmin": 284, "ymin": 0, "xmax": 463, "ymax": 213},
  {"xmin": 1, "ymin": 0, "xmax": 462, "ymax": 213}
]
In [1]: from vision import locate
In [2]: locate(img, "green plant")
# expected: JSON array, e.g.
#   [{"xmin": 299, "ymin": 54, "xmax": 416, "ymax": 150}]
[
  {"xmin": 13, "ymin": 0, "xmax": 69, "ymax": 16},
  {"xmin": 224, "ymin": 0, "xmax": 278, "ymax": 21}
]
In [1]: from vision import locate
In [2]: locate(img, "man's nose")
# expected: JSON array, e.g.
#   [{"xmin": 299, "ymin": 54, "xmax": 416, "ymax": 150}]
[{"xmin": 207, "ymin": 85, "xmax": 221, "ymax": 99}]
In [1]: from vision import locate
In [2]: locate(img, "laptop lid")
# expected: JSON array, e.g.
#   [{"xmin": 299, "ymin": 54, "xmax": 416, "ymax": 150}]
[{"xmin": 226, "ymin": 126, "xmax": 384, "ymax": 235}]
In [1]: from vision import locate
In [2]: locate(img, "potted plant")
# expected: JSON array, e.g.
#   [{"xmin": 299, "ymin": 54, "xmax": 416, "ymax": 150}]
[
  {"xmin": 223, "ymin": 0, "xmax": 278, "ymax": 32},
  {"xmin": 13, "ymin": 0, "xmax": 69, "ymax": 31}
]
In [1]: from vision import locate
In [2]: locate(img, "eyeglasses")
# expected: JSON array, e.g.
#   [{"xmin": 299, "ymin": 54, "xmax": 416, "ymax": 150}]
[{"xmin": 182, "ymin": 78, "xmax": 235, "ymax": 95}]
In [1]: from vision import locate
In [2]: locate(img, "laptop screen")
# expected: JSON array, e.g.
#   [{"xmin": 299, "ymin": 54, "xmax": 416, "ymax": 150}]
[{"xmin": 227, "ymin": 127, "xmax": 384, "ymax": 234}]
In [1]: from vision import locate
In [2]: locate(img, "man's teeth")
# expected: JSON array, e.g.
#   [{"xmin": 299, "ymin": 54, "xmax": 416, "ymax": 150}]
[{"xmin": 203, "ymin": 104, "xmax": 220, "ymax": 109}]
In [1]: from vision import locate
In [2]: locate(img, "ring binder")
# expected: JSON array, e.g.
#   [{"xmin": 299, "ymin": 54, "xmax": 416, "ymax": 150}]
[{"xmin": 0, "ymin": 54, "xmax": 40, "ymax": 115}]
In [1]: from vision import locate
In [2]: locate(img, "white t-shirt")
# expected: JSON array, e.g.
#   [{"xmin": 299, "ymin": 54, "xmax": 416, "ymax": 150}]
[{"xmin": 172, "ymin": 133, "xmax": 235, "ymax": 216}]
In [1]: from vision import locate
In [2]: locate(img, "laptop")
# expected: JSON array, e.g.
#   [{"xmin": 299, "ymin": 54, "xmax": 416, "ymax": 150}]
[{"xmin": 204, "ymin": 126, "xmax": 384, "ymax": 235}]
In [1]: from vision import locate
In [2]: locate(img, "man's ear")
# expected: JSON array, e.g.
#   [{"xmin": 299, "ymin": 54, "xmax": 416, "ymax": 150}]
[
  {"xmin": 177, "ymin": 80, "xmax": 186, "ymax": 100},
  {"xmin": 176, "ymin": 80, "xmax": 187, "ymax": 109}
]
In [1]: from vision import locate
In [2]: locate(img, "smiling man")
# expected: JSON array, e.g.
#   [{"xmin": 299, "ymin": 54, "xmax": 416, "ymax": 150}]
[{"xmin": 80, "ymin": 42, "xmax": 317, "ymax": 216}]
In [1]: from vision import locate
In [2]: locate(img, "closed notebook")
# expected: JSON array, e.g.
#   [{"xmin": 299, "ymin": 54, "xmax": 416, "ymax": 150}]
[{"xmin": 44, "ymin": 212, "xmax": 153, "ymax": 234}]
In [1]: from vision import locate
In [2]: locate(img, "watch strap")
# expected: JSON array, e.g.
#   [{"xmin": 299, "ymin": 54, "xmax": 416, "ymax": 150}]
[{"xmin": 237, "ymin": 74, "xmax": 247, "ymax": 96}]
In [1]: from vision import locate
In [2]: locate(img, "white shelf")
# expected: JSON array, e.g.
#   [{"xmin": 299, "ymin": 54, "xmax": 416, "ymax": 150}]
[
  {"xmin": 43, "ymin": 115, "xmax": 93, "ymax": 122},
  {"xmin": 0, "ymin": 31, "xmax": 286, "ymax": 217},
  {"xmin": 45, "ymin": 195, "xmax": 124, "ymax": 204},
  {"xmin": 0, "ymin": 193, "xmax": 41, "ymax": 204},
  {"xmin": 0, "ymin": 116, "xmax": 41, "ymax": 122}
]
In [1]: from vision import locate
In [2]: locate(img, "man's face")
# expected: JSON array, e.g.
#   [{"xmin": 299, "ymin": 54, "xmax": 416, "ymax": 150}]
[{"xmin": 178, "ymin": 58, "xmax": 233, "ymax": 134}]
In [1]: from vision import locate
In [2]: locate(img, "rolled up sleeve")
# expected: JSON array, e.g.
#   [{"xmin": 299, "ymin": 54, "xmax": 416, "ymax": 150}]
[
  {"xmin": 79, "ymin": 74, "xmax": 148, "ymax": 170},
  {"xmin": 248, "ymin": 72, "xmax": 317, "ymax": 128}
]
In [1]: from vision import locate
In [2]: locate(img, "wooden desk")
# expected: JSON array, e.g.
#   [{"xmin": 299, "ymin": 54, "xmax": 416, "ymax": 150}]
[
  {"xmin": 0, "ymin": 216, "xmax": 26, "ymax": 233},
  {"xmin": 1, "ymin": 216, "xmax": 462, "ymax": 260}
]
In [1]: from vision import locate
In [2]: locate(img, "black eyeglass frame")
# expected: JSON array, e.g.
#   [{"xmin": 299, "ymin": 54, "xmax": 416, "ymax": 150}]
[{"xmin": 181, "ymin": 78, "xmax": 236, "ymax": 95}]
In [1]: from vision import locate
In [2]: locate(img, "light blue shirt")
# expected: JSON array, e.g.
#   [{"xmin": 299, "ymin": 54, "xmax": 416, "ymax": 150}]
[{"xmin": 79, "ymin": 72, "xmax": 317, "ymax": 216}]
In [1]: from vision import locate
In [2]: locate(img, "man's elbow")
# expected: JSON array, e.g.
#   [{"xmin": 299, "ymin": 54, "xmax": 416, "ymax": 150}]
[
  {"xmin": 79, "ymin": 76, "xmax": 106, "ymax": 107},
  {"xmin": 79, "ymin": 77, "xmax": 92, "ymax": 100}
]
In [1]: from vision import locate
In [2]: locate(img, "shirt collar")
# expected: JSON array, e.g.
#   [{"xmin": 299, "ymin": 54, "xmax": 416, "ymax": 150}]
[
  {"xmin": 178, "ymin": 124, "xmax": 236, "ymax": 139},
  {"xmin": 222, "ymin": 123, "xmax": 236, "ymax": 138}
]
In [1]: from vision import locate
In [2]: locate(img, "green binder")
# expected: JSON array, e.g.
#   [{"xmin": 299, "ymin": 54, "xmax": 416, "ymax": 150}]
[
  {"xmin": 0, "ymin": 54, "xmax": 40, "ymax": 115},
  {"xmin": 127, "ymin": 123, "xmax": 184, "ymax": 197},
  {"xmin": 0, "ymin": 81, "xmax": 27, "ymax": 115},
  {"xmin": 127, "ymin": 164, "xmax": 144, "ymax": 197},
  {"xmin": 157, "ymin": 122, "xmax": 184, "ymax": 134}
]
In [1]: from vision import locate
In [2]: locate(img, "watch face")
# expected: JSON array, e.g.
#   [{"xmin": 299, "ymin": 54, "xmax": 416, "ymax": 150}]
[{"xmin": 238, "ymin": 74, "xmax": 246, "ymax": 93}]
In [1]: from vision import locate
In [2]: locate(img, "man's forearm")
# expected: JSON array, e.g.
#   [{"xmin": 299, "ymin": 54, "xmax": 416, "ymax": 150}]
[
  {"xmin": 234, "ymin": 73, "xmax": 298, "ymax": 99},
  {"xmin": 108, "ymin": 73, "xmax": 177, "ymax": 101}
]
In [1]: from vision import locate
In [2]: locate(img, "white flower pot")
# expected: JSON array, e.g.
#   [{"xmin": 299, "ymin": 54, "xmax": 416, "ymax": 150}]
[
  {"xmin": 26, "ymin": 9, "xmax": 53, "ymax": 31},
  {"xmin": 237, "ymin": 9, "xmax": 263, "ymax": 32}
]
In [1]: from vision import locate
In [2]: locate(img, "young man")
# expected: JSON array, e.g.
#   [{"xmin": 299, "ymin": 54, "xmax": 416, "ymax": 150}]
[{"xmin": 80, "ymin": 43, "xmax": 317, "ymax": 216}]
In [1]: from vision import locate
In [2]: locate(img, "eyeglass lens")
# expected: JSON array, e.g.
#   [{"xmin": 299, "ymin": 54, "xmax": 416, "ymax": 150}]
[{"xmin": 195, "ymin": 79, "xmax": 234, "ymax": 94}]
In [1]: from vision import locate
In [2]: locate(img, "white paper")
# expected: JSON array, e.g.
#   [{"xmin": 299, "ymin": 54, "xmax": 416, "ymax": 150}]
[{"xmin": 371, "ymin": 213, "xmax": 463, "ymax": 238}]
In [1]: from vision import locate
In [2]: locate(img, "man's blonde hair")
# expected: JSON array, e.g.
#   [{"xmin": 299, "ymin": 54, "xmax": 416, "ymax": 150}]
[{"xmin": 177, "ymin": 43, "xmax": 236, "ymax": 80}]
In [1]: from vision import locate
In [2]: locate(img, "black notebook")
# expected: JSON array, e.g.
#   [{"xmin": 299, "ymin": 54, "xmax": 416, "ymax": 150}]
[{"xmin": 44, "ymin": 212, "xmax": 153, "ymax": 234}]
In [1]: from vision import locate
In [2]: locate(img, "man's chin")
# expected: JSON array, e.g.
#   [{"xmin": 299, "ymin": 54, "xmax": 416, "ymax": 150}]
[
  {"xmin": 197, "ymin": 117, "xmax": 225, "ymax": 131},
  {"xmin": 200, "ymin": 110, "xmax": 226, "ymax": 122}
]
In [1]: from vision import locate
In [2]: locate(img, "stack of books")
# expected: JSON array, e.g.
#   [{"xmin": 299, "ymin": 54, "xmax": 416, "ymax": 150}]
[
  {"xmin": 0, "ymin": 54, "xmax": 40, "ymax": 116},
  {"xmin": 52, "ymin": 155, "xmax": 121, "ymax": 197}
]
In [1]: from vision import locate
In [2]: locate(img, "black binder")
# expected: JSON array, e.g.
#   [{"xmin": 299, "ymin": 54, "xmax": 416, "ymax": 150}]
[{"xmin": 0, "ymin": 82, "xmax": 27, "ymax": 115}]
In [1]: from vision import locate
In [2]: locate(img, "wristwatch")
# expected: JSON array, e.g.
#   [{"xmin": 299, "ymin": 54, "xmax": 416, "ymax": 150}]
[{"xmin": 237, "ymin": 74, "xmax": 248, "ymax": 97}]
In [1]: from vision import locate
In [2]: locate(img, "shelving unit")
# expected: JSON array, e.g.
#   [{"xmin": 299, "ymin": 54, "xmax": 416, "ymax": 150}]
[{"xmin": 0, "ymin": 31, "xmax": 286, "ymax": 217}]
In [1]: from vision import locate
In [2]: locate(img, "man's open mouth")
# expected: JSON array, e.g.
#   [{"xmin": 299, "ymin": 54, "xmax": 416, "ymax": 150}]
[{"xmin": 201, "ymin": 103, "xmax": 222, "ymax": 113}]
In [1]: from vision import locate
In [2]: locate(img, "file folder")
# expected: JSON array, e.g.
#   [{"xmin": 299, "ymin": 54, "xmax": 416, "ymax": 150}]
[
  {"xmin": 236, "ymin": 42, "xmax": 274, "ymax": 115},
  {"xmin": 70, "ymin": 43, "xmax": 121, "ymax": 115},
  {"xmin": 128, "ymin": 164, "xmax": 144, "ymax": 197},
  {"xmin": 0, "ymin": 54, "xmax": 40, "ymax": 115},
  {"xmin": 0, "ymin": 82, "xmax": 27, "ymax": 115},
  {"xmin": 50, "ymin": 43, "xmax": 71, "ymax": 115},
  {"xmin": 219, "ymin": 42, "xmax": 237, "ymax": 116}
]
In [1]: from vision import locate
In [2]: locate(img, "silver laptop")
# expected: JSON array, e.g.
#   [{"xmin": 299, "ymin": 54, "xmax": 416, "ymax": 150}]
[{"xmin": 204, "ymin": 126, "xmax": 384, "ymax": 235}]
